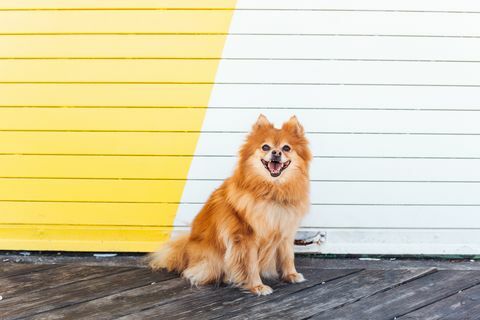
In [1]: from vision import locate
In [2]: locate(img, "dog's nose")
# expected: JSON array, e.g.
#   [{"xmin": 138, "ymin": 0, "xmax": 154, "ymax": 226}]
[{"xmin": 271, "ymin": 150, "xmax": 282, "ymax": 161}]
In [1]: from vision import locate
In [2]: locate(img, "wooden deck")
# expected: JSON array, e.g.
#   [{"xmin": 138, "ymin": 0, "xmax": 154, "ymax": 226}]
[{"xmin": 1, "ymin": 256, "xmax": 480, "ymax": 319}]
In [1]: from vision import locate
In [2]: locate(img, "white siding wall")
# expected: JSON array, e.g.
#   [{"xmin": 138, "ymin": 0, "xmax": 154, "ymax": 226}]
[{"xmin": 175, "ymin": 0, "xmax": 480, "ymax": 255}]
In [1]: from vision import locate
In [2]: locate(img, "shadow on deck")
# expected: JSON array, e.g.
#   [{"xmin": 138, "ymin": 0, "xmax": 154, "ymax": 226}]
[{"xmin": 1, "ymin": 256, "xmax": 480, "ymax": 319}]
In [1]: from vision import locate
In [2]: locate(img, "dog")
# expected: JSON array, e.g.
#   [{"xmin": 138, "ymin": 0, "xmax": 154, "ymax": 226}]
[{"xmin": 149, "ymin": 114, "xmax": 312, "ymax": 295}]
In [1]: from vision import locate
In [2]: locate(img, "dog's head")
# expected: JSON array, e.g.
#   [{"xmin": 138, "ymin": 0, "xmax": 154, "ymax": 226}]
[{"xmin": 238, "ymin": 115, "xmax": 312, "ymax": 183}]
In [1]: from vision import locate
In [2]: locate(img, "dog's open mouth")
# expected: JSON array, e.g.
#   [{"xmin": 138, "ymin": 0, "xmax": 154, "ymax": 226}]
[{"xmin": 261, "ymin": 159, "xmax": 291, "ymax": 177}]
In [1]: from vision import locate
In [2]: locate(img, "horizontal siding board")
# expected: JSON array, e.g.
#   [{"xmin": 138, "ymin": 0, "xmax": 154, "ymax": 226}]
[
  {"xmin": 200, "ymin": 109, "xmax": 480, "ymax": 134},
  {"xmin": 235, "ymin": 0, "xmax": 480, "ymax": 11},
  {"xmin": 0, "ymin": 11, "xmax": 234, "ymax": 34},
  {"xmin": 2, "ymin": 84, "xmax": 480, "ymax": 109},
  {"xmin": 215, "ymin": 60, "xmax": 480, "ymax": 85},
  {"xmin": 0, "ymin": 108, "xmax": 208, "ymax": 131},
  {"xmin": 313, "ymin": 229, "xmax": 480, "ymax": 255},
  {"xmin": 0, "ymin": 132, "xmax": 200, "ymax": 155},
  {"xmin": 3, "ymin": 132, "xmax": 479, "ymax": 158},
  {"xmin": 228, "ymin": 11, "xmax": 480, "ymax": 36},
  {"xmin": 316, "ymin": 182, "xmax": 480, "ymax": 205},
  {"xmin": 2, "ymin": 155, "xmax": 479, "ymax": 181},
  {"xmin": 194, "ymin": 133, "xmax": 480, "ymax": 158},
  {"xmin": 3, "ymin": 35, "xmax": 480, "ymax": 60},
  {"xmin": 187, "ymin": 157, "xmax": 480, "ymax": 181},
  {"xmin": 2, "ymin": 108, "xmax": 480, "ymax": 133},
  {"xmin": 300, "ymin": 205, "xmax": 480, "ymax": 229},
  {"xmin": 0, "ymin": 84, "xmax": 213, "ymax": 107},
  {"xmin": 2, "ymin": 179, "xmax": 479, "ymax": 204},
  {"xmin": 175, "ymin": 203, "xmax": 480, "ymax": 229},
  {"xmin": 0, "ymin": 178, "xmax": 186, "ymax": 202},
  {"xmin": 0, "ymin": 35, "xmax": 228, "ymax": 58},
  {"xmin": 30, "ymin": 230, "xmax": 477, "ymax": 255},
  {"xmin": 208, "ymin": 84, "xmax": 480, "ymax": 110},
  {"xmin": 0, "ymin": 0, "xmax": 236, "ymax": 10},
  {"xmin": 2, "ymin": 202, "xmax": 479, "ymax": 229},
  {"xmin": 181, "ymin": 180, "xmax": 480, "ymax": 205},
  {"xmin": 222, "ymin": 35, "xmax": 480, "ymax": 61},
  {"xmin": 2, "ymin": 0, "xmax": 480, "ymax": 11},
  {"xmin": 0, "ymin": 155, "xmax": 193, "ymax": 179},
  {"xmin": 0, "ymin": 224, "xmax": 172, "ymax": 252},
  {"xmin": 0, "ymin": 60, "xmax": 220, "ymax": 82},
  {"xmin": 1, "ymin": 11, "xmax": 480, "ymax": 36},
  {"xmin": 2, "ymin": 60, "xmax": 480, "ymax": 84},
  {"xmin": 0, "ymin": 202, "xmax": 178, "ymax": 226}
]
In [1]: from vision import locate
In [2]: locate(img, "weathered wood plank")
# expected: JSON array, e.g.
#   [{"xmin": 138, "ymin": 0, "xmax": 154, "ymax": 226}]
[
  {"xmin": 311, "ymin": 270, "xmax": 480, "ymax": 320},
  {"xmin": 0, "ymin": 254, "xmax": 147, "ymax": 268},
  {"xmin": 29, "ymin": 273, "xmax": 193, "ymax": 319},
  {"xmin": 0, "ymin": 262, "xmax": 58, "ymax": 278},
  {"xmin": 113, "ymin": 268, "xmax": 361, "ymax": 320},
  {"xmin": 3, "ymin": 255, "xmax": 480, "ymax": 271},
  {"xmin": 397, "ymin": 283, "xmax": 480, "ymax": 320},
  {"xmin": 0, "ymin": 267, "xmax": 173, "ymax": 319},
  {"xmin": 0, "ymin": 264, "xmax": 132, "ymax": 297},
  {"xmin": 201, "ymin": 268, "xmax": 435, "ymax": 320},
  {"xmin": 293, "ymin": 257, "xmax": 480, "ymax": 271}
]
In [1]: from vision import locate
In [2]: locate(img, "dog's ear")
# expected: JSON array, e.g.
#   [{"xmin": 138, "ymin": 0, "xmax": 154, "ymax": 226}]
[
  {"xmin": 252, "ymin": 114, "xmax": 273, "ymax": 130},
  {"xmin": 282, "ymin": 115, "xmax": 305, "ymax": 136}
]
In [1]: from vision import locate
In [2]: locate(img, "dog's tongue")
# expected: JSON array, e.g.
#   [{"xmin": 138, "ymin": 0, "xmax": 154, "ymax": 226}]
[{"xmin": 268, "ymin": 161, "xmax": 282, "ymax": 173}]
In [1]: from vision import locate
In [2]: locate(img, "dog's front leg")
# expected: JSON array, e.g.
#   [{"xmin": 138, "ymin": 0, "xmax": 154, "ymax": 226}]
[
  {"xmin": 277, "ymin": 237, "xmax": 306, "ymax": 283},
  {"xmin": 224, "ymin": 237, "xmax": 273, "ymax": 295}
]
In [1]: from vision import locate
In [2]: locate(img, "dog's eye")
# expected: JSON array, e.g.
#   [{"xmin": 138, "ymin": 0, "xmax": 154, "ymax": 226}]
[
  {"xmin": 282, "ymin": 145, "xmax": 291, "ymax": 152},
  {"xmin": 262, "ymin": 144, "xmax": 271, "ymax": 151}
]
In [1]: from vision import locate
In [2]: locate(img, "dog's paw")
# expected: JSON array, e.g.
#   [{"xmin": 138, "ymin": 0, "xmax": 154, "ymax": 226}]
[
  {"xmin": 283, "ymin": 272, "xmax": 306, "ymax": 283},
  {"xmin": 249, "ymin": 284, "xmax": 273, "ymax": 296}
]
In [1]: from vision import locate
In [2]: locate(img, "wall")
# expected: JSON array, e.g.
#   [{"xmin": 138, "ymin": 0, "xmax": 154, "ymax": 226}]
[{"xmin": 1, "ymin": 0, "xmax": 480, "ymax": 254}]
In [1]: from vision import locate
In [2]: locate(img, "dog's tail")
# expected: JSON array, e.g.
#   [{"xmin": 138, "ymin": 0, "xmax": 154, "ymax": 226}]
[{"xmin": 148, "ymin": 233, "xmax": 190, "ymax": 272}]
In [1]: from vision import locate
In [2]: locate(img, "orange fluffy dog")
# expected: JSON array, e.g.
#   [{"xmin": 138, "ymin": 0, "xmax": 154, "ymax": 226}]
[{"xmin": 149, "ymin": 115, "xmax": 311, "ymax": 295}]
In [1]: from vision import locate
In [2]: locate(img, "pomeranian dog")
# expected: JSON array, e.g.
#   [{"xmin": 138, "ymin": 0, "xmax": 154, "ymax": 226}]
[{"xmin": 149, "ymin": 115, "xmax": 311, "ymax": 295}]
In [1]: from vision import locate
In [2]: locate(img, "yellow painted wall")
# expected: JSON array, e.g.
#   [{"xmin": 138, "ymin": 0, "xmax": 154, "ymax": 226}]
[{"xmin": 0, "ymin": 1, "xmax": 236, "ymax": 251}]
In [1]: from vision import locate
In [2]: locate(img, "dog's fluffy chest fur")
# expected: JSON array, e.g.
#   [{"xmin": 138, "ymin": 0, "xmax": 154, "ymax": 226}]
[
  {"xmin": 248, "ymin": 201, "xmax": 304, "ymax": 239},
  {"xmin": 228, "ymin": 185, "xmax": 309, "ymax": 239}
]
